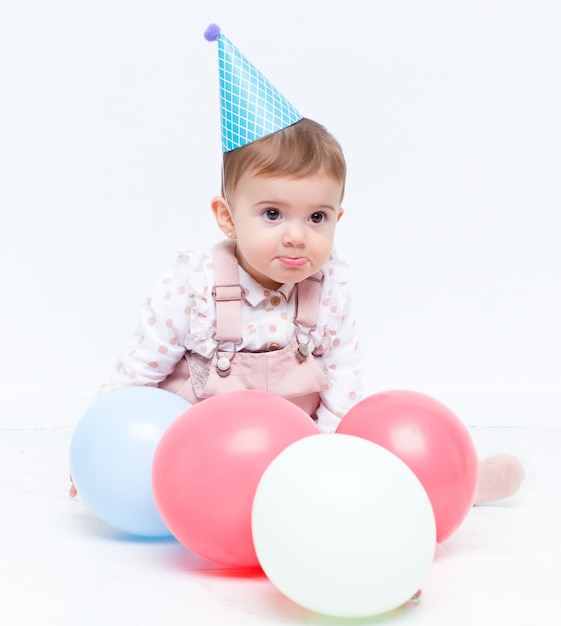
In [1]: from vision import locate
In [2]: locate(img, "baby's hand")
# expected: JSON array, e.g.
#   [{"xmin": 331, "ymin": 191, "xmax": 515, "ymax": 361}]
[{"xmin": 69, "ymin": 474, "xmax": 77, "ymax": 497}]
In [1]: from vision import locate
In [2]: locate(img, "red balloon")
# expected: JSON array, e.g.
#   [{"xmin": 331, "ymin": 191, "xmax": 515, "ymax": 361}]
[
  {"xmin": 336, "ymin": 390, "xmax": 478, "ymax": 543},
  {"xmin": 152, "ymin": 390, "xmax": 320, "ymax": 567}
]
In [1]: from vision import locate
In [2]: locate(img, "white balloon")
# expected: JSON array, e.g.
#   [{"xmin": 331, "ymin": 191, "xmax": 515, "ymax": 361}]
[{"xmin": 252, "ymin": 434, "xmax": 436, "ymax": 618}]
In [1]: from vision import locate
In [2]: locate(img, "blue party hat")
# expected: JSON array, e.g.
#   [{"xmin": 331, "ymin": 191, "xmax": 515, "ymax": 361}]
[{"xmin": 204, "ymin": 24, "xmax": 303, "ymax": 153}]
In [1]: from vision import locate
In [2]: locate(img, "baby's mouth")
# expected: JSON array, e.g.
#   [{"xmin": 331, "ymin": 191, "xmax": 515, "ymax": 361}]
[{"xmin": 277, "ymin": 256, "xmax": 308, "ymax": 267}]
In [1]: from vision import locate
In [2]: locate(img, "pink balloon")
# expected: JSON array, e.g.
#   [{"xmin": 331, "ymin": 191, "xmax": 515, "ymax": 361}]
[
  {"xmin": 152, "ymin": 390, "xmax": 320, "ymax": 567},
  {"xmin": 336, "ymin": 390, "xmax": 478, "ymax": 543}
]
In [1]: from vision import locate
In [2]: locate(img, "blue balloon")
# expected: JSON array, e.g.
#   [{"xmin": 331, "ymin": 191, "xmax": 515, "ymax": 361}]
[{"xmin": 70, "ymin": 386, "xmax": 190, "ymax": 537}]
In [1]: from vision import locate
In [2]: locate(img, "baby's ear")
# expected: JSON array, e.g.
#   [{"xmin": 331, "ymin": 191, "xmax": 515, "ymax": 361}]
[
  {"xmin": 337, "ymin": 207, "xmax": 345, "ymax": 222},
  {"xmin": 211, "ymin": 196, "xmax": 235, "ymax": 237}
]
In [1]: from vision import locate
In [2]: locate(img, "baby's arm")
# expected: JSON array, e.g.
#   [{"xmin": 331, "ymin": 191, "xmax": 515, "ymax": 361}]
[
  {"xmin": 70, "ymin": 258, "xmax": 192, "ymax": 497},
  {"xmin": 96, "ymin": 258, "xmax": 192, "ymax": 399},
  {"xmin": 315, "ymin": 284, "xmax": 363, "ymax": 433}
]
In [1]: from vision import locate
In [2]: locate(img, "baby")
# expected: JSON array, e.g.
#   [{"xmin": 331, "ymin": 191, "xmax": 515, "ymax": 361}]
[{"xmin": 71, "ymin": 25, "xmax": 524, "ymax": 505}]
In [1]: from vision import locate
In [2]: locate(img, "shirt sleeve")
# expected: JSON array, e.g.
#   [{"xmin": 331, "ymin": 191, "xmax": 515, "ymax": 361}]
[
  {"xmin": 95, "ymin": 255, "xmax": 193, "ymax": 400},
  {"xmin": 314, "ymin": 270, "xmax": 363, "ymax": 433}
]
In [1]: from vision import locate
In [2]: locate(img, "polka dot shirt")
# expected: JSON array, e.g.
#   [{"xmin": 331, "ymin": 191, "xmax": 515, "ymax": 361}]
[{"xmin": 98, "ymin": 247, "xmax": 363, "ymax": 433}]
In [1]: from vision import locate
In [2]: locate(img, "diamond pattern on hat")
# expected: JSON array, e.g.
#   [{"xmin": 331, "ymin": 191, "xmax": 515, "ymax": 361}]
[{"xmin": 216, "ymin": 33, "xmax": 302, "ymax": 152}]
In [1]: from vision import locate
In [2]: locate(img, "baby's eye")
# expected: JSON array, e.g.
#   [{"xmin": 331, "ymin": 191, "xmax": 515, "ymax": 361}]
[
  {"xmin": 309, "ymin": 211, "xmax": 327, "ymax": 224},
  {"xmin": 262, "ymin": 208, "xmax": 281, "ymax": 221}
]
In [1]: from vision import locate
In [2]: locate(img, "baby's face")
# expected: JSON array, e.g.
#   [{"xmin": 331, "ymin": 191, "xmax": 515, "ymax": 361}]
[{"xmin": 226, "ymin": 172, "xmax": 344, "ymax": 290}]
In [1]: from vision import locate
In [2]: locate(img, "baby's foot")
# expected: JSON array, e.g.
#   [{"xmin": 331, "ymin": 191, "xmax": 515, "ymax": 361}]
[
  {"xmin": 474, "ymin": 454, "xmax": 525, "ymax": 505},
  {"xmin": 69, "ymin": 474, "xmax": 77, "ymax": 497}
]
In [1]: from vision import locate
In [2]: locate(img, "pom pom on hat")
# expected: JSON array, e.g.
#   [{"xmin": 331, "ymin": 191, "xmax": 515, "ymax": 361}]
[{"xmin": 204, "ymin": 24, "xmax": 221, "ymax": 42}]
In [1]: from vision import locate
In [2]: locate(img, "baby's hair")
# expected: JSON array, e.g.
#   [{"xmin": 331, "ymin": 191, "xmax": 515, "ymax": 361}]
[{"xmin": 222, "ymin": 118, "xmax": 346, "ymax": 200}]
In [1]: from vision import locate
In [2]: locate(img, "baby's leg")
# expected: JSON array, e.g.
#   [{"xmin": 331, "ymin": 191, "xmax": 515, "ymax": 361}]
[{"xmin": 474, "ymin": 455, "xmax": 525, "ymax": 505}]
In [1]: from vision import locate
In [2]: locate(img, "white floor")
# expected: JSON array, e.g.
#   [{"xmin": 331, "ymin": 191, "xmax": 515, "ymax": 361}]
[{"xmin": 1, "ymin": 424, "xmax": 559, "ymax": 626}]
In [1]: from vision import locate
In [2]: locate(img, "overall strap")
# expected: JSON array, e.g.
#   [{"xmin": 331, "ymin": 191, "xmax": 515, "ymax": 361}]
[
  {"xmin": 212, "ymin": 240, "xmax": 244, "ymax": 344},
  {"xmin": 293, "ymin": 270, "xmax": 323, "ymax": 329},
  {"xmin": 212, "ymin": 239, "xmax": 324, "ymax": 344}
]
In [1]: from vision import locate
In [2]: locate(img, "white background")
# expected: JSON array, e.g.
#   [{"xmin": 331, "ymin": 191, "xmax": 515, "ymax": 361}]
[{"xmin": 1, "ymin": 0, "xmax": 559, "ymax": 429}]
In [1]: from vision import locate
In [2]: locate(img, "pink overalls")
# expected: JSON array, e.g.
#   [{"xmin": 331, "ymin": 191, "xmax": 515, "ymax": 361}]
[{"xmin": 159, "ymin": 240, "xmax": 330, "ymax": 418}]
